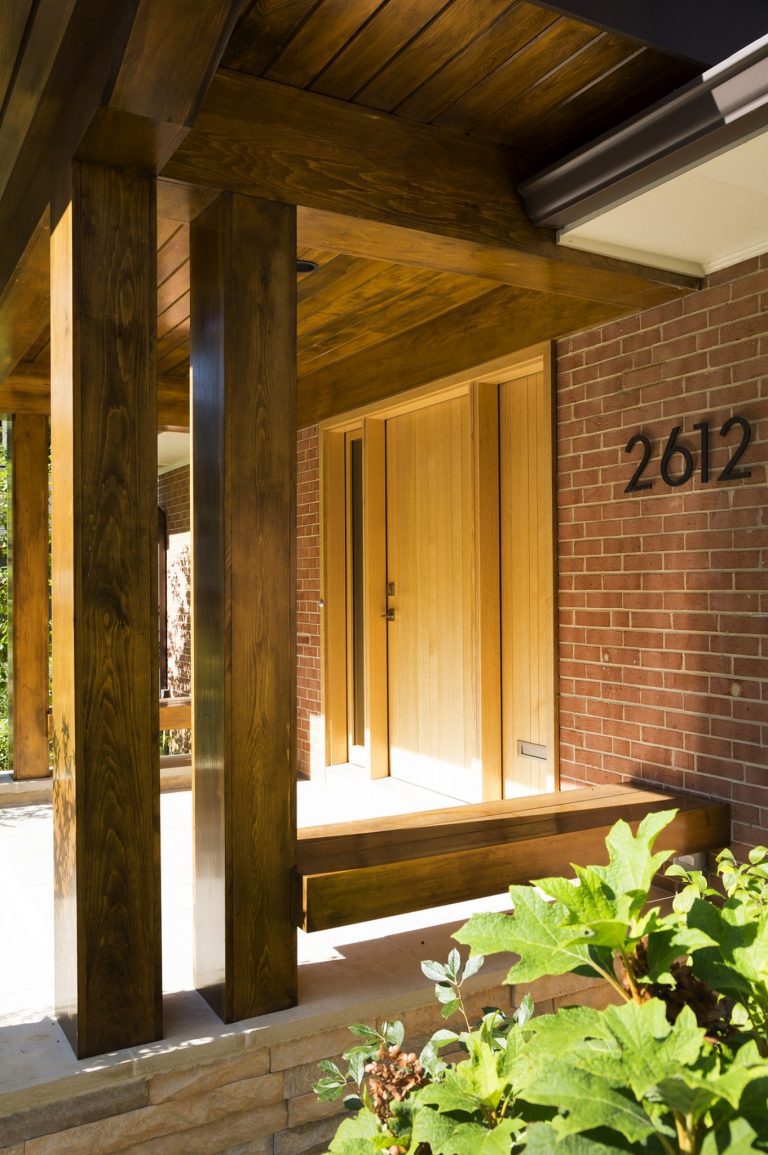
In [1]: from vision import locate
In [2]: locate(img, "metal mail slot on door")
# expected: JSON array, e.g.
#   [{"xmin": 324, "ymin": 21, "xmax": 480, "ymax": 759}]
[{"xmin": 518, "ymin": 740, "xmax": 547, "ymax": 760}]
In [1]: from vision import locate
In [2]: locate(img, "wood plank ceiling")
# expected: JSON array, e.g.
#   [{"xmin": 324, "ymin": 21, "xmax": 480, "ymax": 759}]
[{"xmin": 6, "ymin": 0, "xmax": 699, "ymax": 400}]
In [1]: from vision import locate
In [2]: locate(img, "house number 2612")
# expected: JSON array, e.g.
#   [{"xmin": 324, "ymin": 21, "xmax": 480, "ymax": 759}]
[{"xmin": 624, "ymin": 416, "xmax": 752, "ymax": 493}]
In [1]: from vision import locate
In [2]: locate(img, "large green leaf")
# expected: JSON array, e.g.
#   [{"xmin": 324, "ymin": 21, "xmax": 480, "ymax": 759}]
[
  {"xmin": 519, "ymin": 1062, "xmax": 657, "ymax": 1143},
  {"xmin": 523, "ymin": 1123, "xmax": 636, "ymax": 1154},
  {"xmin": 410, "ymin": 1111, "xmax": 520, "ymax": 1155},
  {"xmin": 533, "ymin": 869, "xmax": 634, "ymax": 952},
  {"xmin": 591, "ymin": 811, "xmax": 676, "ymax": 922},
  {"xmin": 699, "ymin": 1115, "xmax": 763, "ymax": 1155},
  {"xmin": 688, "ymin": 897, "xmax": 768, "ymax": 1003},
  {"xmin": 328, "ymin": 1109, "xmax": 390, "ymax": 1153},
  {"xmin": 418, "ymin": 1031, "xmax": 508, "ymax": 1115},
  {"xmin": 600, "ymin": 1001, "xmax": 705, "ymax": 1097},
  {"xmin": 455, "ymin": 890, "xmax": 593, "ymax": 983}
]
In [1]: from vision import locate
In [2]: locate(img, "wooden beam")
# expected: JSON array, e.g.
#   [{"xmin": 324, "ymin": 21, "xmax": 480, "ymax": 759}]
[
  {"xmin": 78, "ymin": 1, "xmax": 242, "ymax": 171},
  {"xmin": 0, "ymin": 366, "xmax": 188, "ymax": 426},
  {"xmin": 298, "ymin": 285, "xmax": 622, "ymax": 426},
  {"xmin": 191, "ymin": 192, "xmax": 297, "ymax": 1023},
  {"xmin": 296, "ymin": 786, "xmax": 730, "ymax": 931},
  {"xmin": 159, "ymin": 698, "xmax": 191, "ymax": 731},
  {"xmin": 163, "ymin": 71, "xmax": 698, "ymax": 309},
  {"xmin": 0, "ymin": 0, "xmax": 137, "ymax": 300},
  {"xmin": 0, "ymin": 1, "xmax": 241, "ymax": 300},
  {"xmin": 51, "ymin": 161, "xmax": 161, "ymax": 1058},
  {"xmin": 2, "ymin": 284, "xmax": 630, "ymax": 432},
  {"xmin": 0, "ymin": 215, "xmax": 50, "ymax": 383},
  {"xmin": 9, "ymin": 413, "xmax": 49, "ymax": 780},
  {"xmin": 296, "ymin": 206, "xmax": 695, "ymax": 308}
]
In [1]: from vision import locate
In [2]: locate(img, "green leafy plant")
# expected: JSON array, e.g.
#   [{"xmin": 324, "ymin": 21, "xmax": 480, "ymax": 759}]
[{"xmin": 316, "ymin": 811, "xmax": 768, "ymax": 1154}]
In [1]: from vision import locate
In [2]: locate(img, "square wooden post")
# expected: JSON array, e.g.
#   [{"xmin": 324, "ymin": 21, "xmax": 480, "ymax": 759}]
[
  {"xmin": 9, "ymin": 413, "xmax": 50, "ymax": 779},
  {"xmin": 191, "ymin": 192, "xmax": 297, "ymax": 1022},
  {"xmin": 50, "ymin": 161, "xmax": 161, "ymax": 1057}
]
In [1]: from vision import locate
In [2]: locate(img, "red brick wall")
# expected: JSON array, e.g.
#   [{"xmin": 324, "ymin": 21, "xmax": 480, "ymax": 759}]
[
  {"xmin": 297, "ymin": 426, "xmax": 322, "ymax": 778},
  {"xmin": 557, "ymin": 255, "xmax": 768, "ymax": 856},
  {"xmin": 158, "ymin": 464, "xmax": 190, "ymax": 536}
]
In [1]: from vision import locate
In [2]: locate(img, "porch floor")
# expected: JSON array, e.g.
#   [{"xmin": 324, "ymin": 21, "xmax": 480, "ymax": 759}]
[{"xmin": 0, "ymin": 770, "xmax": 510, "ymax": 1096}]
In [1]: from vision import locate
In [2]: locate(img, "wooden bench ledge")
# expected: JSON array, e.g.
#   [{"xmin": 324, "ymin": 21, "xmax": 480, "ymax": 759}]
[{"xmin": 294, "ymin": 785, "xmax": 730, "ymax": 932}]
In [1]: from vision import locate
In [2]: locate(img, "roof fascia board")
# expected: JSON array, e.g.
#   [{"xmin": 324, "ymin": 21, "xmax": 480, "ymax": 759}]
[{"xmin": 520, "ymin": 35, "xmax": 768, "ymax": 230}]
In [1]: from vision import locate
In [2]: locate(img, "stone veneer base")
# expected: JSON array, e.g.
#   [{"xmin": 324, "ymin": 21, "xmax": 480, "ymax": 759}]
[{"xmin": 0, "ymin": 913, "xmax": 613, "ymax": 1154}]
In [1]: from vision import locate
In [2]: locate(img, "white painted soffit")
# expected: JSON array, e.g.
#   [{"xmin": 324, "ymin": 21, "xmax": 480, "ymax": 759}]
[
  {"xmin": 558, "ymin": 129, "xmax": 768, "ymax": 277},
  {"xmin": 519, "ymin": 34, "xmax": 768, "ymax": 277},
  {"xmin": 158, "ymin": 430, "xmax": 189, "ymax": 475}
]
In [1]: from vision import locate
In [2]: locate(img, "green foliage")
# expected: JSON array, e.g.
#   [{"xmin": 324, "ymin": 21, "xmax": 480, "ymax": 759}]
[{"xmin": 316, "ymin": 811, "xmax": 768, "ymax": 1153}]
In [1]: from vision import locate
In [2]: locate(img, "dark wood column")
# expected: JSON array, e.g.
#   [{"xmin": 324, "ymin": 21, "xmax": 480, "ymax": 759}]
[
  {"xmin": 191, "ymin": 192, "xmax": 297, "ymax": 1022},
  {"xmin": 10, "ymin": 413, "xmax": 50, "ymax": 779},
  {"xmin": 50, "ymin": 161, "xmax": 161, "ymax": 1057}
]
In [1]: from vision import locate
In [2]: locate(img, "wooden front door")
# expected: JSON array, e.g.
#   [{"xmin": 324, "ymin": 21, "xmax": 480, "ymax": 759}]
[{"xmin": 384, "ymin": 395, "xmax": 480, "ymax": 803}]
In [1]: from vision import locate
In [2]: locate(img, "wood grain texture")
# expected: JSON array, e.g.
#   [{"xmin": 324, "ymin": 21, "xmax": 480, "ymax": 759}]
[
  {"xmin": 78, "ymin": 0, "xmax": 242, "ymax": 172},
  {"xmin": 296, "ymin": 787, "xmax": 730, "ymax": 930},
  {"xmin": 309, "ymin": 0, "xmax": 448, "ymax": 102},
  {"xmin": 159, "ymin": 699, "xmax": 191, "ymax": 730},
  {"xmin": 299, "ymin": 285, "xmax": 620, "ymax": 426},
  {"xmin": 0, "ymin": 1, "xmax": 34, "ymax": 122},
  {"xmin": 0, "ymin": 213, "xmax": 50, "ymax": 382},
  {"xmin": 223, "ymin": 0, "xmax": 320, "ymax": 74},
  {"xmin": 386, "ymin": 397, "xmax": 479, "ymax": 801},
  {"xmin": 354, "ymin": 0, "xmax": 514, "ymax": 113},
  {"xmin": 295, "ymin": 208, "xmax": 695, "ymax": 309},
  {"xmin": 321, "ymin": 430, "xmax": 348, "ymax": 765},
  {"xmin": 362, "ymin": 419, "xmax": 388, "ymax": 779},
  {"xmin": 163, "ymin": 72, "xmax": 695, "ymax": 308},
  {"xmin": 266, "ymin": 0, "xmax": 383, "ymax": 89},
  {"xmin": 50, "ymin": 161, "xmax": 160, "ymax": 1058},
  {"xmin": 10, "ymin": 413, "xmax": 49, "ymax": 780},
  {"xmin": 396, "ymin": 2, "xmax": 559, "ymax": 123},
  {"xmin": 191, "ymin": 192, "xmax": 297, "ymax": 1024},
  {"xmin": 106, "ymin": 0, "xmax": 241, "ymax": 126},
  {"xmin": 472, "ymin": 382, "xmax": 503, "ymax": 801},
  {"xmin": 500, "ymin": 361, "xmax": 557, "ymax": 795},
  {"xmin": 0, "ymin": 0, "xmax": 137, "ymax": 299},
  {"xmin": 1, "ymin": 366, "xmax": 190, "ymax": 427}
]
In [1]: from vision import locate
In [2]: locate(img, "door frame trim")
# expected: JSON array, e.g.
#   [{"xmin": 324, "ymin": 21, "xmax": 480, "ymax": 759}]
[{"xmin": 317, "ymin": 341, "xmax": 557, "ymax": 795}]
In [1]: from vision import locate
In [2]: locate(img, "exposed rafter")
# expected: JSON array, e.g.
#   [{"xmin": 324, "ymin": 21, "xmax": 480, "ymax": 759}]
[
  {"xmin": 163, "ymin": 71, "xmax": 697, "ymax": 309},
  {"xmin": 0, "ymin": 0, "xmax": 241, "ymax": 299},
  {"xmin": 526, "ymin": 1, "xmax": 768, "ymax": 67}
]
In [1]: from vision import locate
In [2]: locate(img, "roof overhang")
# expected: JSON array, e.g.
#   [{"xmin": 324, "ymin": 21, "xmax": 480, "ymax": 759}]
[
  {"xmin": 520, "ymin": 34, "xmax": 768, "ymax": 237},
  {"xmin": 522, "ymin": 34, "xmax": 768, "ymax": 274}
]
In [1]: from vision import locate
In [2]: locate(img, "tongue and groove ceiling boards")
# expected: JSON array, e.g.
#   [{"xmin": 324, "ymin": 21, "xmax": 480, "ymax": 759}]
[{"xmin": 0, "ymin": 0, "xmax": 729, "ymax": 422}]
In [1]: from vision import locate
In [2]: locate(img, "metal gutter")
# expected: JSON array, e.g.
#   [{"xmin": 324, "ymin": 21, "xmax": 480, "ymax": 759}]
[{"xmin": 519, "ymin": 34, "xmax": 768, "ymax": 230}]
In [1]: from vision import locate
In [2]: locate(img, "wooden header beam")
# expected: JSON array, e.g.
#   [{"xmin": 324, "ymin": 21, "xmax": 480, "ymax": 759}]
[
  {"xmin": 0, "ymin": 281, "xmax": 630, "ymax": 429},
  {"xmin": 0, "ymin": 0, "xmax": 240, "ymax": 300},
  {"xmin": 164, "ymin": 71, "xmax": 698, "ymax": 309},
  {"xmin": 298, "ymin": 284, "xmax": 622, "ymax": 426}
]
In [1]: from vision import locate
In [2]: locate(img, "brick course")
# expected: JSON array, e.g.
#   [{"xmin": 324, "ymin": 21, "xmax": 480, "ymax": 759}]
[
  {"xmin": 557, "ymin": 254, "xmax": 768, "ymax": 856},
  {"xmin": 296, "ymin": 427, "xmax": 321, "ymax": 779},
  {"xmin": 158, "ymin": 257, "xmax": 768, "ymax": 849}
]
